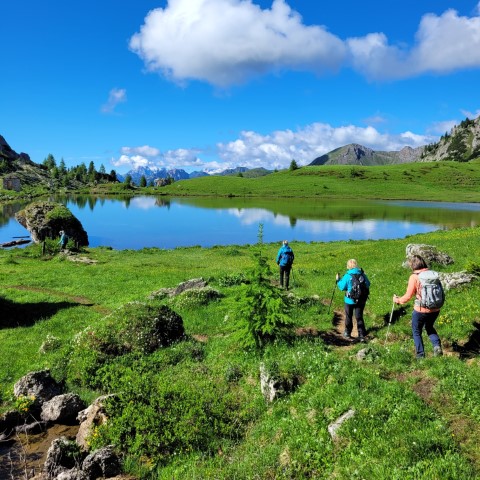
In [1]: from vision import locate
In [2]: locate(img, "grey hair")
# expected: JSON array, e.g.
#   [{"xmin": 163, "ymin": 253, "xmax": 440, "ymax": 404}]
[{"xmin": 347, "ymin": 259, "xmax": 358, "ymax": 269}]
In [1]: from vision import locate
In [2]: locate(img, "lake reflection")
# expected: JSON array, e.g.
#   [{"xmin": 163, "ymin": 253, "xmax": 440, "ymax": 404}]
[{"xmin": 1, "ymin": 195, "xmax": 480, "ymax": 250}]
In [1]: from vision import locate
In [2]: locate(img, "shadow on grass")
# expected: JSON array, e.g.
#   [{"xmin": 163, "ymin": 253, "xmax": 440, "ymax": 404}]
[
  {"xmin": 0, "ymin": 297, "xmax": 79, "ymax": 328},
  {"xmin": 452, "ymin": 321, "xmax": 480, "ymax": 359},
  {"xmin": 382, "ymin": 306, "xmax": 408, "ymax": 326}
]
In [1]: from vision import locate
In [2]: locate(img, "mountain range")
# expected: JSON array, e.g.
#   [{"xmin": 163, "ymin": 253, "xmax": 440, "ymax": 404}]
[
  {"xmin": 1, "ymin": 115, "xmax": 479, "ymax": 189},
  {"xmin": 118, "ymin": 166, "xmax": 272, "ymax": 185},
  {"xmin": 309, "ymin": 144, "xmax": 424, "ymax": 166}
]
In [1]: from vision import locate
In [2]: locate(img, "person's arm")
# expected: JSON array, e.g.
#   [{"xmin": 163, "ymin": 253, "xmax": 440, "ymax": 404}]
[
  {"xmin": 337, "ymin": 274, "xmax": 349, "ymax": 291},
  {"xmin": 394, "ymin": 274, "xmax": 417, "ymax": 304},
  {"xmin": 276, "ymin": 249, "xmax": 281, "ymax": 264}
]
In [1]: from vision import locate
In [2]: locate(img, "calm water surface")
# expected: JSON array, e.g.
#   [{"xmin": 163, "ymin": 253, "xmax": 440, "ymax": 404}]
[{"xmin": 1, "ymin": 196, "xmax": 480, "ymax": 250}]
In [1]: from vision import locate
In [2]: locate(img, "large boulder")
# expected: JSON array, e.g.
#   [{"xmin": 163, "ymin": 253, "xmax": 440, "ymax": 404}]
[
  {"xmin": 14, "ymin": 370, "xmax": 63, "ymax": 404},
  {"xmin": 43, "ymin": 437, "xmax": 84, "ymax": 480},
  {"xmin": 76, "ymin": 396, "xmax": 112, "ymax": 451},
  {"xmin": 439, "ymin": 271, "xmax": 477, "ymax": 290},
  {"xmin": 404, "ymin": 244, "xmax": 454, "ymax": 267},
  {"xmin": 82, "ymin": 446, "xmax": 122, "ymax": 479},
  {"xmin": 15, "ymin": 201, "xmax": 89, "ymax": 246},
  {"xmin": 41, "ymin": 393, "xmax": 86, "ymax": 425},
  {"xmin": 150, "ymin": 278, "xmax": 208, "ymax": 298}
]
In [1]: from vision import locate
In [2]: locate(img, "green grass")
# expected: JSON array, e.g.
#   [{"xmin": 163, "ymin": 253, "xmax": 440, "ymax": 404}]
[
  {"xmin": 1, "ymin": 227, "xmax": 480, "ymax": 479},
  {"xmin": 156, "ymin": 161, "xmax": 480, "ymax": 202}
]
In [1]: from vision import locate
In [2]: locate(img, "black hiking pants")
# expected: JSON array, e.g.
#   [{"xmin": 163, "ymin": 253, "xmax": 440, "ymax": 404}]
[
  {"xmin": 344, "ymin": 302, "xmax": 367, "ymax": 337},
  {"xmin": 279, "ymin": 265, "xmax": 291, "ymax": 289}
]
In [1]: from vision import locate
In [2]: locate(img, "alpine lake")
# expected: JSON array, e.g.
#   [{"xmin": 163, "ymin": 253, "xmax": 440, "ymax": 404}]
[{"xmin": 1, "ymin": 195, "xmax": 480, "ymax": 250}]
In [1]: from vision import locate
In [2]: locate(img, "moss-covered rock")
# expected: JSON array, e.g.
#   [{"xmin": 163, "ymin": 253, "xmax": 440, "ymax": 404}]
[
  {"xmin": 67, "ymin": 302, "xmax": 185, "ymax": 387},
  {"xmin": 15, "ymin": 201, "xmax": 89, "ymax": 246}
]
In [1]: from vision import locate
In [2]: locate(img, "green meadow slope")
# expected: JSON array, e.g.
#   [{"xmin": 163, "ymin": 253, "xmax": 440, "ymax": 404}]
[
  {"xmin": 1, "ymin": 226, "xmax": 480, "ymax": 479},
  {"xmin": 159, "ymin": 161, "xmax": 480, "ymax": 202}
]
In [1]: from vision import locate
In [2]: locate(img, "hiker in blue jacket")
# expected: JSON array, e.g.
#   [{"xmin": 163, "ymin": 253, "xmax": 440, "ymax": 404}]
[
  {"xmin": 58, "ymin": 230, "xmax": 68, "ymax": 250},
  {"xmin": 336, "ymin": 259, "xmax": 370, "ymax": 341},
  {"xmin": 276, "ymin": 240, "xmax": 294, "ymax": 290}
]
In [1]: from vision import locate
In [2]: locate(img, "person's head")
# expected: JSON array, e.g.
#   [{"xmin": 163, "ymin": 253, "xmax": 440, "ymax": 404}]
[
  {"xmin": 283, "ymin": 240, "xmax": 289, "ymax": 246},
  {"xmin": 409, "ymin": 255, "xmax": 428, "ymax": 271},
  {"xmin": 347, "ymin": 259, "xmax": 358, "ymax": 269},
  {"xmin": 59, "ymin": 230, "xmax": 64, "ymax": 235}
]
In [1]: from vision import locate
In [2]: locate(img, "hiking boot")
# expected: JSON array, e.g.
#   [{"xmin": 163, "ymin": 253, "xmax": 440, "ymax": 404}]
[
  {"xmin": 433, "ymin": 346, "xmax": 443, "ymax": 357},
  {"xmin": 416, "ymin": 354, "xmax": 425, "ymax": 361},
  {"xmin": 343, "ymin": 331, "xmax": 352, "ymax": 339},
  {"xmin": 358, "ymin": 336, "xmax": 367, "ymax": 343}
]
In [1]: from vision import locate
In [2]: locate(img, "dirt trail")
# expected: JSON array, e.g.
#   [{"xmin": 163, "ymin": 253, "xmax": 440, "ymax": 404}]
[{"xmin": 295, "ymin": 300, "xmax": 364, "ymax": 348}]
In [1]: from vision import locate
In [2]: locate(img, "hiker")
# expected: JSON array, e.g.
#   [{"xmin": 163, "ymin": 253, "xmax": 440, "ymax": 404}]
[
  {"xmin": 58, "ymin": 230, "xmax": 68, "ymax": 250},
  {"xmin": 393, "ymin": 255, "xmax": 443, "ymax": 359},
  {"xmin": 276, "ymin": 240, "xmax": 294, "ymax": 289},
  {"xmin": 336, "ymin": 259, "xmax": 370, "ymax": 341}
]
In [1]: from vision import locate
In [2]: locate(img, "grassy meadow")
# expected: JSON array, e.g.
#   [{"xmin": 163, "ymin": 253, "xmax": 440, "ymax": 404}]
[
  {"xmin": 1, "ymin": 224, "xmax": 480, "ymax": 479},
  {"xmin": 157, "ymin": 161, "xmax": 480, "ymax": 202}
]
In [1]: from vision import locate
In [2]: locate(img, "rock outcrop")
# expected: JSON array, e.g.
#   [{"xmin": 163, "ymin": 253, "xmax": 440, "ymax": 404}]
[
  {"xmin": 41, "ymin": 394, "xmax": 86, "ymax": 425},
  {"xmin": 403, "ymin": 244, "xmax": 476, "ymax": 290},
  {"xmin": 14, "ymin": 370, "xmax": 64, "ymax": 404},
  {"xmin": 15, "ymin": 201, "xmax": 89, "ymax": 246},
  {"xmin": 150, "ymin": 277, "xmax": 208, "ymax": 298},
  {"xmin": 5, "ymin": 371, "xmax": 123, "ymax": 479},
  {"xmin": 76, "ymin": 396, "xmax": 112, "ymax": 451},
  {"xmin": 403, "ymin": 243, "xmax": 454, "ymax": 267}
]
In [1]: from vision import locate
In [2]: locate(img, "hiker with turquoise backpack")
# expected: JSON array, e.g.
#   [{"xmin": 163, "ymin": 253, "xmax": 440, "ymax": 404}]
[
  {"xmin": 336, "ymin": 258, "xmax": 370, "ymax": 342},
  {"xmin": 393, "ymin": 254, "xmax": 444, "ymax": 359},
  {"xmin": 276, "ymin": 240, "xmax": 294, "ymax": 290}
]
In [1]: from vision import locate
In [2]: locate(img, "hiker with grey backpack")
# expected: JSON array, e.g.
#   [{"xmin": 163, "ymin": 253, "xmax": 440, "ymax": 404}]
[
  {"xmin": 393, "ymin": 254, "xmax": 444, "ymax": 359},
  {"xmin": 336, "ymin": 259, "xmax": 370, "ymax": 342}
]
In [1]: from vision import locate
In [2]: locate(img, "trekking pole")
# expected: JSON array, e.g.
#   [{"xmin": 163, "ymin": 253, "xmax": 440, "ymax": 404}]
[
  {"xmin": 327, "ymin": 282, "xmax": 336, "ymax": 314},
  {"xmin": 291, "ymin": 267, "xmax": 295, "ymax": 288},
  {"xmin": 384, "ymin": 298, "xmax": 396, "ymax": 347}
]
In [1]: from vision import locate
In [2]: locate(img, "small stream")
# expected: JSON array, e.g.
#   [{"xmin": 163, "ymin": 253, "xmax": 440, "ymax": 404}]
[{"xmin": 0, "ymin": 424, "xmax": 79, "ymax": 479}]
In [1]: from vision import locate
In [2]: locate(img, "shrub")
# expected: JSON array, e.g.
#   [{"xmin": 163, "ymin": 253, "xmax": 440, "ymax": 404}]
[
  {"xmin": 217, "ymin": 272, "xmax": 247, "ymax": 287},
  {"xmin": 172, "ymin": 287, "xmax": 222, "ymax": 309},
  {"xmin": 67, "ymin": 302, "xmax": 185, "ymax": 387},
  {"xmin": 464, "ymin": 260, "xmax": 480, "ymax": 276},
  {"xmin": 14, "ymin": 394, "xmax": 36, "ymax": 414},
  {"xmin": 232, "ymin": 227, "xmax": 294, "ymax": 349},
  {"xmin": 90, "ymin": 362, "xmax": 258, "ymax": 467}
]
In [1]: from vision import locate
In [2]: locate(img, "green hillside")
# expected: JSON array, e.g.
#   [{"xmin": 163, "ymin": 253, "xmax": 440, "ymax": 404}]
[
  {"xmin": 159, "ymin": 161, "xmax": 480, "ymax": 202},
  {"xmin": 1, "ymin": 227, "xmax": 480, "ymax": 478}
]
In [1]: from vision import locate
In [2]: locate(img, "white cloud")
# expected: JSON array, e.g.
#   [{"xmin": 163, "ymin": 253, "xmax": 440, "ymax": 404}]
[
  {"xmin": 111, "ymin": 154, "xmax": 150, "ymax": 169},
  {"xmin": 101, "ymin": 88, "xmax": 127, "ymax": 113},
  {"xmin": 427, "ymin": 120, "xmax": 459, "ymax": 136},
  {"xmin": 111, "ymin": 146, "xmax": 204, "ymax": 171},
  {"xmin": 111, "ymin": 121, "xmax": 437, "ymax": 172},
  {"xmin": 461, "ymin": 108, "xmax": 480, "ymax": 120},
  {"xmin": 129, "ymin": 0, "xmax": 345, "ymax": 87},
  {"xmin": 129, "ymin": 1, "xmax": 480, "ymax": 86},
  {"xmin": 347, "ymin": 8, "xmax": 480, "ymax": 80},
  {"xmin": 121, "ymin": 145, "xmax": 160, "ymax": 157},
  {"xmin": 216, "ymin": 123, "xmax": 434, "ymax": 170}
]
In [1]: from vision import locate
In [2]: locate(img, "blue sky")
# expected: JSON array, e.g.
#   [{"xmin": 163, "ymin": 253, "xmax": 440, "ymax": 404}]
[{"xmin": 2, "ymin": 0, "xmax": 480, "ymax": 174}]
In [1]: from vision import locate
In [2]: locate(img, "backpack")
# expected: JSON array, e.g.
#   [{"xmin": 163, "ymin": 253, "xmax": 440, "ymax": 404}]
[
  {"xmin": 283, "ymin": 250, "xmax": 294, "ymax": 267},
  {"xmin": 417, "ymin": 270, "xmax": 445, "ymax": 309},
  {"xmin": 347, "ymin": 270, "xmax": 369, "ymax": 303}
]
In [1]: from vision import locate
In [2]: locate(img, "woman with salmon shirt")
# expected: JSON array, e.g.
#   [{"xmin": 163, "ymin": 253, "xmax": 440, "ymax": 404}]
[{"xmin": 393, "ymin": 255, "xmax": 443, "ymax": 359}]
